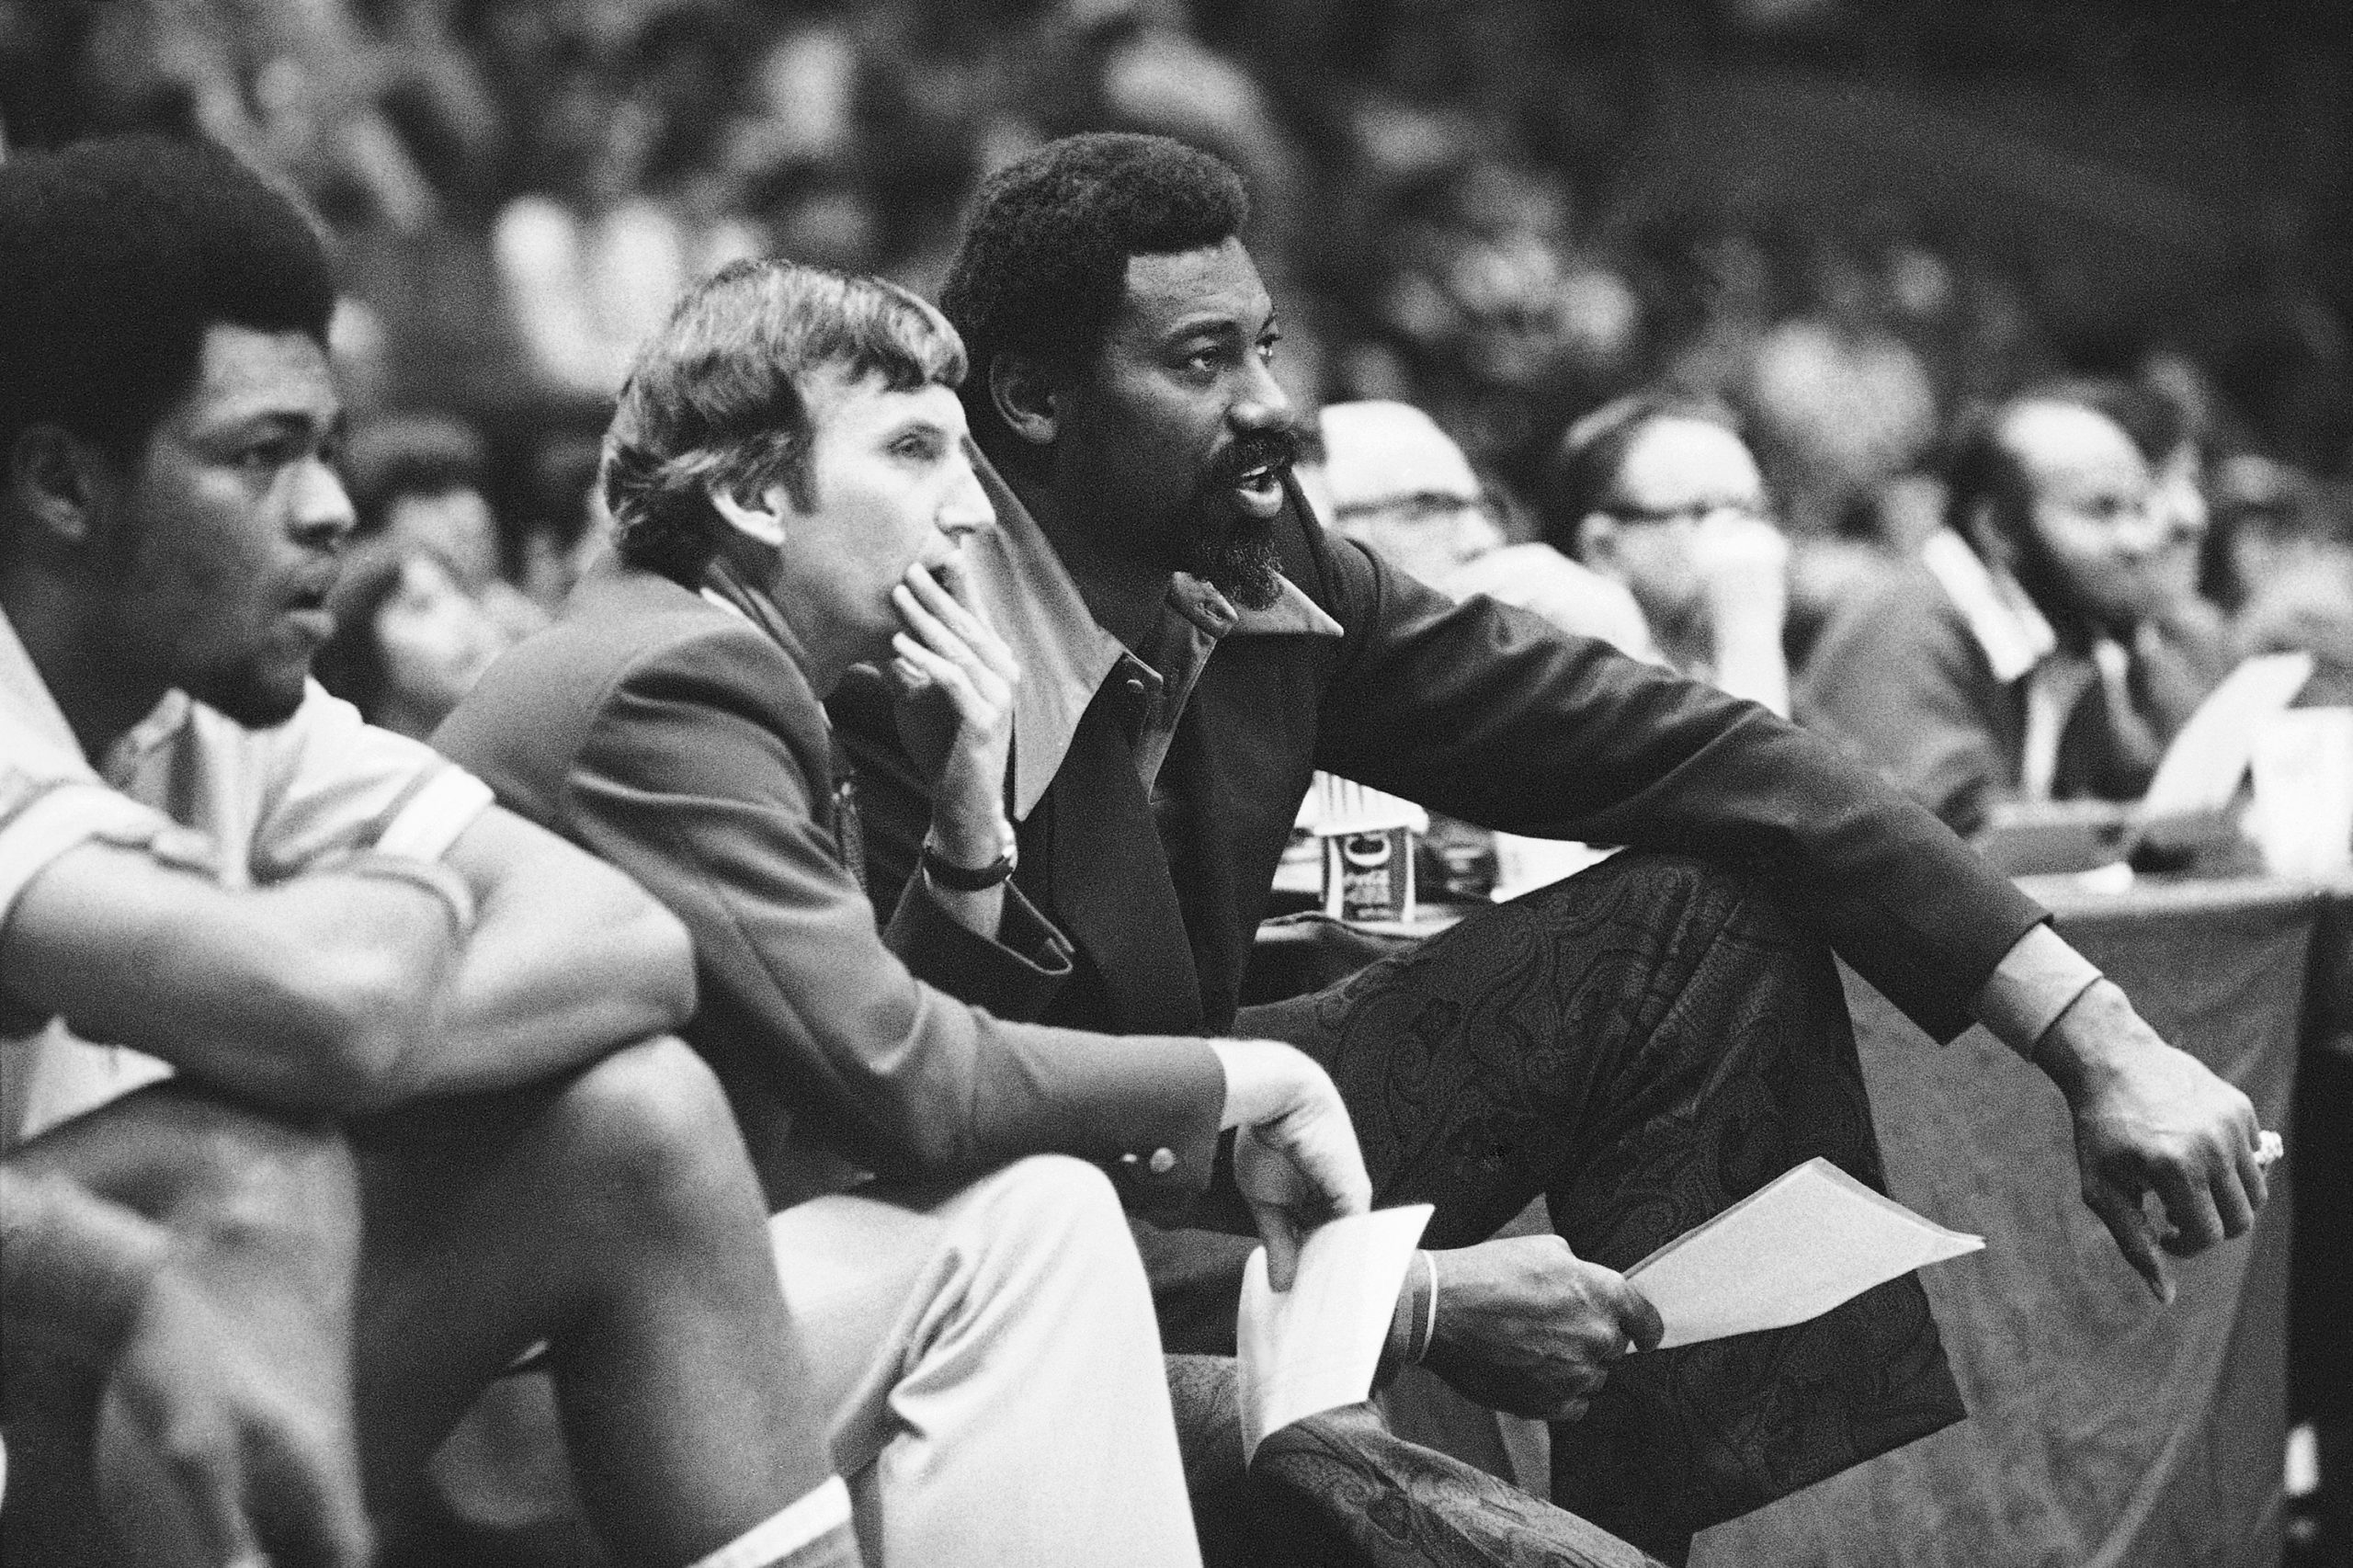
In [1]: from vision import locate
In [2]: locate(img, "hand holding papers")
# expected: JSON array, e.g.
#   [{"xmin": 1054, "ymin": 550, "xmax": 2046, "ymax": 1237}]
[
  {"xmin": 1624, "ymin": 1159, "xmax": 1984, "ymax": 1350},
  {"xmin": 1237, "ymin": 1204, "xmax": 1431, "ymax": 1464}
]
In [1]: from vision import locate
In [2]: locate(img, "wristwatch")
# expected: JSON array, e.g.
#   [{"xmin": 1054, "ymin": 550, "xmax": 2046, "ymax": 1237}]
[{"xmin": 921, "ymin": 831, "xmax": 1018, "ymax": 892}]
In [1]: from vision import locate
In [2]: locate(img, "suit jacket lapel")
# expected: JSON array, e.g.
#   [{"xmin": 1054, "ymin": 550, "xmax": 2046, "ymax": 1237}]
[{"xmin": 1033, "ymin": 681, "xmax": 1204, "ymax": 1035}]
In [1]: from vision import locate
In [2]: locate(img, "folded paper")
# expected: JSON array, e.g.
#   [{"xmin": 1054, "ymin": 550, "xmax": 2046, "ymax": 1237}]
[
  {"xmin": 1626, "ymin": 1157, "xmax": 1984, "ymax": 1350},
  {"xmin": 1237, "ymin": 1204, "xmax": 1433, "ymax": 1464}
]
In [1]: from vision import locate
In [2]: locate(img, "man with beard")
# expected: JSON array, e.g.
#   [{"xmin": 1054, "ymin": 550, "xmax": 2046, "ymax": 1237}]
[
  {"xmin": 2, "ymin": 136, "xmax": 861, "ymax": 1568},
  {"xmin": 435, "ymin": 257, "xmax": 1375, "ymax": 1568},
  {"xmin": 828, "ymin": 133, "xmax": 2269, "ymax": 1563},
  {"xmin": 1798, "ymin": 390, "xmax": 2224, "ymax": 835}
]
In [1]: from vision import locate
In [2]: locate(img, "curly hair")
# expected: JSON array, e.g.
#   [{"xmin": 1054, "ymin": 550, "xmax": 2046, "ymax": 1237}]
[
  {"xmin": 939, "ymin": 133, "xmax": 1247, "ymax": 464},
  {"xmin": 603, "ymin": 259, "xmax": 966, "ymax": 582},
  {"xmin": 0, "ymin": 134, "xmax": 335, "ymax": 463}
]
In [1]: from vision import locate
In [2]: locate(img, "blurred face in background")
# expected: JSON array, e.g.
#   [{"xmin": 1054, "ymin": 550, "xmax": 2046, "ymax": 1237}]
[
  {"xmin": 384, "ymin": 484, "xmax": 504, "ymax": 593},
  {"xmin": 1994, "ymin": 402, "xmax": 2168, "ymax": 631},
  {"xmin": 1576, "ymin": 416, "xmax": 1767, "ymax": 642},
  {"xmin": 2143, "ymin": 441, "xmax": 2211, "ymax": 607},
  {"xmin": 1317, "ymin": 401, "xmax": 1502, "ymax": 587},
  {"xmin": 2211, "ymin": 454, "xmax": 2336, "ymax": 609},
  {"xmin": 371, "ymin": 551, "xmax": 509, "ymax": 734}
]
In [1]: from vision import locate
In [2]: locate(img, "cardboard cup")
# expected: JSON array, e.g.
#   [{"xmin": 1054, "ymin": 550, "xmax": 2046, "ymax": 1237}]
[{"xmin": 2249, "ymin": 707, "xmax": 2353, "ymax": 878}]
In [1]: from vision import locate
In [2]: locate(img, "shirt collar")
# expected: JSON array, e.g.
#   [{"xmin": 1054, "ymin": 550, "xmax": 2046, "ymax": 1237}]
[
  {"xmin": 0, "ymin": 606, "xmax": 101, "ymax": 783},
  {"xmin": 965, "ymin": 450, "xmax": 1340, "ymax": 821},
  {"xmin": 1919, "ymin": 528, "xmax": 2056, "ymax": 685}
]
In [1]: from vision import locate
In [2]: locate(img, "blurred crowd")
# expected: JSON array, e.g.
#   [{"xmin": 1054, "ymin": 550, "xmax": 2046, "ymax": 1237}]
[
  {"xmin": 2, "ymin": 0, "xmax": 2347, "ymax": 743},
  {"xmin": 5, "ymin": 7, "xmax": 2352, "ymax": 1562}
]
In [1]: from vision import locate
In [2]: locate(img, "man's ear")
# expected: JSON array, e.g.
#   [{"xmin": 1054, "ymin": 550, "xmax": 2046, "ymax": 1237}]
[
  {"xmin": 6, "ymin": 425, "xmax": 113, "ymax": 549},
  {"xmin": 708, "ymin": 483, "xmax": 788, "ymax": 549},
  {"xmin": 987, "ymin": 352, "xmax": 1061, "ymax": 449}
]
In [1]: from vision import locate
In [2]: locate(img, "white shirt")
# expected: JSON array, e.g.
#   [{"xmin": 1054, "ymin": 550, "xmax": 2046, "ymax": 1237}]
[{"xmin": 1, "ymin": 608, "xmax": 493, "ymax": 1145}]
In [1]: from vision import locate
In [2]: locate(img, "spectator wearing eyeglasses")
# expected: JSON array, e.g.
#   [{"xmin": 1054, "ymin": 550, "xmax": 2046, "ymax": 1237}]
[
  {"xmin": 1311, "ymin": 400, "xmax": 1665, "ymax": 678},
  {"xmin": 1463, "ymin": 393, "xmax": 1793, "ymax": 716},
  {"xmin": 1310, "ymin": 401, "xmax": 1506, "ymax": 578}
]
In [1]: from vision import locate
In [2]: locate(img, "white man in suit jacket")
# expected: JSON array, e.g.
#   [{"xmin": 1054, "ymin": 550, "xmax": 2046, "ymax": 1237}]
[{"xmin": 436, "ymin": 259, "xmax": 1378, "ymax": 1568}]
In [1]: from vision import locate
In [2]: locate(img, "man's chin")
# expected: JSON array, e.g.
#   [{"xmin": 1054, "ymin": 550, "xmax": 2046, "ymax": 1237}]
[
  {"xmin": 1207, "ymin": 551, "xmax": 1282, "ymax": 610},
  {"xmin": 1183, "ymin": 516, "xmax": 1283, "ymax": 610},
  {"xmin": 188, "ymin": 670, "xmax": 308, "ymax": 730}
]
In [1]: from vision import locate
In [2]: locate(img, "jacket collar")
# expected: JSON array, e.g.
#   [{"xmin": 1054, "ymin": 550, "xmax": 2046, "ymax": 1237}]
[
  {"xmin": 965, "ymin": 451, "xmax": 1340, "ymax": 821},
  {"xmin": 1919, "ymin": 528, "xmax": 2056, "ymax": 685}
]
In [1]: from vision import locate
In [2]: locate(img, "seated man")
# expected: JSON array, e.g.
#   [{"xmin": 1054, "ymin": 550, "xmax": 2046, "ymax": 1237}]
[
  {"xmin": 1, "ymin": 136, "xmax": 857, "ymax": 1568},
  {"xmin": 830, "ymin": 132, "xmax": 2269, "ymax": 1562},
  {"xmin": 436, "ymin": 259, "xmax": 1372, "ymax": 1567},
  {"xmin": 1799, "ymin": 387, "xmax": 2226, "ymax": 835},
  {"xmin": 1449, "ymin": 393, "xmax": 1792, "ymax": 715}
]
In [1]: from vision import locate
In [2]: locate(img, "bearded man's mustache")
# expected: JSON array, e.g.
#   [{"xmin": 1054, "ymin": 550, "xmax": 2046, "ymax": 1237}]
[{"xmin": 1209, "ymin": 427, "xmax": 1306, "ymax": 487}]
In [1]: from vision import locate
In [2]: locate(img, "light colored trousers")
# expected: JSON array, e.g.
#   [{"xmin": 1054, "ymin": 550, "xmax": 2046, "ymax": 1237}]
[
  {"xmin": 429, "ymin": 1154, "xmax": 1202, "ymax": 1567},
  {"xmin": 768, "ymin": 1153, "xmax": 1201, "ymax": 1568}
]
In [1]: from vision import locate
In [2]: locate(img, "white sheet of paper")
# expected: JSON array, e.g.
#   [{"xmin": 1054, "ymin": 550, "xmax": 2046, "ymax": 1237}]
[
  {"xmin": 1624, "ymin": 1158, "xmax": 1983, "ymax": 1350},
  {"xmin": 2141, "ymin": 651, "xmax": 2314, "ymax": 819},
  {"xmin": 1237, "ymin": 1204, "xmax": 1432, "ymax": 1465}
]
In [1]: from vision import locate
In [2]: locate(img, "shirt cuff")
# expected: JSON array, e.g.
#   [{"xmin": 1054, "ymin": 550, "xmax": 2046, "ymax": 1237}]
[
  {"xmin": 0, "ymin": 782, "xmax": 176, "ymax": 933},
  {"xmin": 374, "ymin": 766, "xmax": 495, "ymax": 863},
  {"xmin": 1972, "ymin": 922, "xmax": 2104, "ymax": 1057}
]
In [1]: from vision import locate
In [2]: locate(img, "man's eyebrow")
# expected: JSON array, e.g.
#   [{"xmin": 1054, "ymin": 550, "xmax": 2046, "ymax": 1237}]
[
  {"xmin": 1163, "ymin": 312, "xmax": 1247, "ymax": 343},
  {"xmin": 1160, "ymin": 307, "xmax": 1281, "ymax": 349},
  {"xmin": 881, "ymin": 413, "xmax": 957, "ymax": 445},
  {"xmin": 201, "ymin": 404, "xmax": 340, "ymax": 442}
]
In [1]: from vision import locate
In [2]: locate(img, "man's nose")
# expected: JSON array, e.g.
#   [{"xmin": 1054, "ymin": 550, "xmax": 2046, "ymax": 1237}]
[
  {"xmin": 1230, "ymin": 355, "xmax": 1294, "ymax": 436},
  {"xmin": 290, "ymin": 459, "xmax": 357, "ymax": 551},
  {"xmin": 938, "ymin": 462, "xmax": 996, "ymax": 541}
]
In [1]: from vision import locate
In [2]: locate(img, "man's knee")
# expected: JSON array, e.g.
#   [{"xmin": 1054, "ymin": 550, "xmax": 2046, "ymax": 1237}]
[
  {"xmin": 539, "ymin": 1035, "xmax": 750, "ymax": 1248},
  {"xmin": 964, "ymin": 1154, "xmax": 1132, "ymax": 1269}
]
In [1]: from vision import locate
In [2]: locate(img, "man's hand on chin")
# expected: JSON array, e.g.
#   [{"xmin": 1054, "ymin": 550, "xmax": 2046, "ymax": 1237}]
[
  {"xmin": 2032, "ymin": 979, "xmax": 2269, "ymax": 1303},
  {"xmin": 1419, "ymin": 1234, "xmax": 1662, "ymax": 1424}
]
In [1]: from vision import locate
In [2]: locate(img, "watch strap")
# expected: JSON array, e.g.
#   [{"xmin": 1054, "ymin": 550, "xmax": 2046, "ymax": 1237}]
[{"xmin": 921, "ymin": 837, "xmax": 1017, "ymax": 892}]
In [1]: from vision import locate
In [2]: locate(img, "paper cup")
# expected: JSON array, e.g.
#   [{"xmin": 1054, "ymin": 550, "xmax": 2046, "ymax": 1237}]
[{"xmin": 2248, "ymin": 707, "xmax": 2353, "ymax": 878}]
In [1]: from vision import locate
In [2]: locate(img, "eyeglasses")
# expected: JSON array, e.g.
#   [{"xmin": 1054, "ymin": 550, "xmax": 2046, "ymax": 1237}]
[{"xmin": 1600, "ymin": 499, "xmax": 1771, "ymax": 528}]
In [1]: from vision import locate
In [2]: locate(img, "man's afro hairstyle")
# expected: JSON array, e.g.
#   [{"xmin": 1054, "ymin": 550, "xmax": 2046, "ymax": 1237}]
[
  {"xmin": 940, "ymin": 132, "xmax": 1247, "ymax": 399},
  {"xmin": 0, "ymin": 134, "xmax": 335, "ymax": 458}
]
